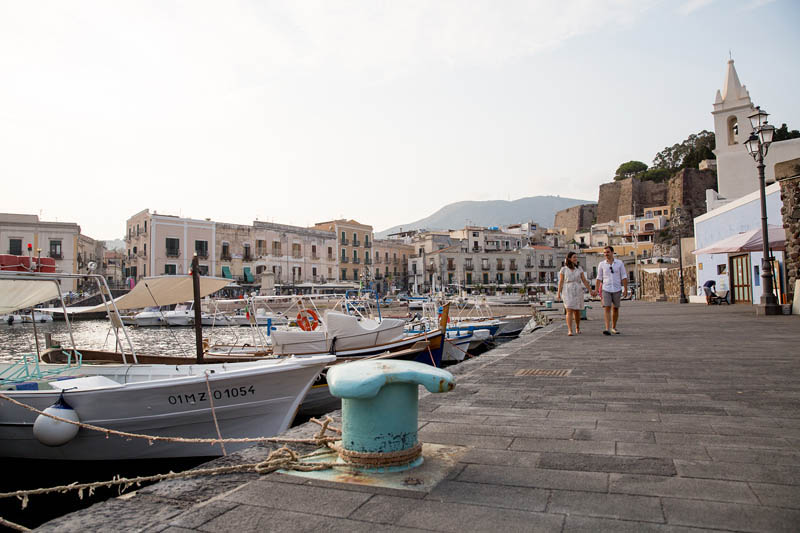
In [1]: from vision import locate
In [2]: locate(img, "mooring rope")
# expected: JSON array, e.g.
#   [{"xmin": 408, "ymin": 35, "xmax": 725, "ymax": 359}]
[{"xmin": 204, "ymin": 371, "xmax": 227, "ymax": 456}]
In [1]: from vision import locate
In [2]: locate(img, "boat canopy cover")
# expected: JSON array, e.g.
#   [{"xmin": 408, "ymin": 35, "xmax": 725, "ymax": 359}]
[
  {"xmin": 0, "ymin": 279, "xmax": 60, "ymax": 313},
  {"xmin": 78, "ymin": 275, "xmax": 232, "ymax": 313}
]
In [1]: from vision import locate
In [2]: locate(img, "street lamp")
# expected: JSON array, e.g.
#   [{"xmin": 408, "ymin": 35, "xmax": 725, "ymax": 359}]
[
  {"xmin": 745, "ymin": 105, "xmax": 781, "ymax": 315},
  {"xmin": 674, "ymin": 208, "xmax": 688, "ymax": 304}
]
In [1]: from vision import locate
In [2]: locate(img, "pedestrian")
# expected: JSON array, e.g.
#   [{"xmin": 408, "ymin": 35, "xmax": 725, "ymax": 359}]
[
  {"xmin": 595, "ymin": 245, "xmax": 628, "ymax": 335},
  {"xmin": 557, "ymin": 251, "xmax": 593, "ymax": 336},
  {"xmin": 703, "ymin": 279, "xmax": 717, "ymax": 305}
]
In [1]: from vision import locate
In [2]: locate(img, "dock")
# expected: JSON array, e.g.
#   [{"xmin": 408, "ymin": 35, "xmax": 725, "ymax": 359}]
[{"xmin": 37, "ymin": 302, "xmax": 799, "ymax": 532}]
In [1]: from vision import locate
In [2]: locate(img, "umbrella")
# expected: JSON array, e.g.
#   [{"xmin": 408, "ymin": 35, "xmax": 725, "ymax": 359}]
[{"xmin": 693, "ymin": 225, "xmax": 786, "ymax": 255}]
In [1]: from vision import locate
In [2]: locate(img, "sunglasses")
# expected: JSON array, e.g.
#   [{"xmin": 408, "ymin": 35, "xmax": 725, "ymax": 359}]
[{"xmin": 610, "ymin": 266, "xmax": 614, "ymax": 273}]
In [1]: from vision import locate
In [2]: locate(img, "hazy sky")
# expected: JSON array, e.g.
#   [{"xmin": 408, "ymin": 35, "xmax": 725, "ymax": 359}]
[{"xmin": 1, "ymin": 0, "xmax": 798, "ymax": 240}]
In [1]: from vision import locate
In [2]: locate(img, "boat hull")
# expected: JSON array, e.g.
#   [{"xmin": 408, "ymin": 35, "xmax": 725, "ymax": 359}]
[{"xmin": 0, "ymin": 358, "xmax": 331, "ymax": 460}]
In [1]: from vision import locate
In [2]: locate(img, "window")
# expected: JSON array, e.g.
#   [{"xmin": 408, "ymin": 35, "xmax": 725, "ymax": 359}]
[
  {"xmin": 311, "ymin": 244, "xmax": 317, "ymax": 257},
  {"xmin": 195, "ymin": 240, "xmax": 208, "ymax": 258},
  {"xmin": 496, "ymin": 273, "xmax": 503, "ymax": 283},
  {"xmin": 166, "ymin": 238, "xmax": 180, "ymax": 257},
  {"xmin": 144, "ymin": 221, "xmax": 147, "ymax": 233},
  {"xmin": 353, "ymin": 249, "xmax": 358, "ymax": 262},
  {"xmin": 483, "ymin": 273, "xmax": 489, "ymax": 284},
  {"xmin": 353, "ymin": 268, "xmax": 359, "ymax": 279},
  {"xmin": 164, "ymin": 264, "xmax": 177, "ymax": 275},
  {"xmin": 198, "ymin": 264, "xmax": 209, "ymax": 275},
  {"xmin": 49, "ymin": 240, "xmax": 62, "ymax": 259},
  {"xmin": 341, "ymin": 269, "xmax": 347, "ymax": 280},
  {"xmin": 466, "ymin": 273, "xmax": 472, "ymax": 284},
  {"xmin": 222, "ymin": 242, "xmax": 230, "ymax": 259},
  {"xmin": 9, "ymin": 239, "xmax": 22, "ymax": 255},
  {"xmin": 256, "ymin": 240, "xmax": 266, "ymax": 256},
  {"xmin": 292, "ymin": 243, "xmax": 302, "ymax": 258},
  {"xmin": 272, "ymin": 241, "xmax": 281, "ymax": 256},
  {"xmin": 312, "ymin": 267, "xmax": 317, "ymax": 277},
  {"xmin": 327, "ymin": 246, "xmax": 333, "ymax": 259},
  {"xmin": 243, "ymin": 243, "xmax": 251, "ymax": 260},
  {"xmin": 717, "ymin": 264, "xmax": 727, "ymax": 275}
]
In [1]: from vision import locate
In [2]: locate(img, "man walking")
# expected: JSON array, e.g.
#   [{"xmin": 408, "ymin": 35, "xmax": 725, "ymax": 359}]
[{"xmin": 595, "ymin": 246, "xmax": 628, "ymax": 335}]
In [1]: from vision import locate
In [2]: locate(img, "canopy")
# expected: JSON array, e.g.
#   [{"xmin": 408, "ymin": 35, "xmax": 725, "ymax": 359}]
[
  {"xmin": 243, "ymin": 267, "xmax": 254, "ymax": 283},
  {"xmin": 78, "ymin": 275, "xmax": 232, "ymax": 313},
  {"xmin": 0, "ymin": 278, "xmax": 61, "ymax": 314},
  {"xmin": 221, "ymin": 266, "xmax": 232, "ymax": 279},
  {"xmin": 693, "ymin": 225, "xmax": 786, "ymax": 255}
]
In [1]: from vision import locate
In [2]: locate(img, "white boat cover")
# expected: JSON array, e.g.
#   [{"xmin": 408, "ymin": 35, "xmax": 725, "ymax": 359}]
[
  {"xmin": 78, "ymin": 276, "xmax": 232, "ymax": 313},
  {"xmin": 0, "ymin": 279, "xmax": 61, "ymax": 313},
  {"xmin": 271, "ymin": 312, "xmax": 407, "ymax": 355}
]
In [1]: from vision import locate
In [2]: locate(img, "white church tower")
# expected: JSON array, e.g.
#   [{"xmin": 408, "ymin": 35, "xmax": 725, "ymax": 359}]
[
  {"xmin": 711, "ymin": 59, "xmax": 757, "ymax": 200},
  {"xmin": 711, "ymin": 58, "xmax": 800, "ymax": 202}
]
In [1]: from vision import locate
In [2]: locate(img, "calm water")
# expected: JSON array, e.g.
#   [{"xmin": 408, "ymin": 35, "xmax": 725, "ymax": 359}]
[{"xmin": 0, "ymin": 320, "xmax": 267, "ymax": 362}]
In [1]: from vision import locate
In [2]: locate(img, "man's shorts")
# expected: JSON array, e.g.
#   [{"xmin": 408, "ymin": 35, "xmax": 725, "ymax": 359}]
[{"xmin": 602, "ymin": 290, "xmax": 622, "ymax": 308}]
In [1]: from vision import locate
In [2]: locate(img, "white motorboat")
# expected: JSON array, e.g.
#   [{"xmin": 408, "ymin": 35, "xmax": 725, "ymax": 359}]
[
  {"xmin": 134, "ymin": 306, "xmax": 164, "ymax": 327},
  {"xmin": 163, "ymin": 302, "xmax": 194, "ymax": 326},
  {"xmin": 442, "ymin": 330, "xmax": 473, "ymax": 363},
  {"xmin": 0, "ymin": 356, "xmax": 333, "ymax": 460},
  {"xmin": 0, "ymin": 271, "xmax": 334, "ymax": 460}
]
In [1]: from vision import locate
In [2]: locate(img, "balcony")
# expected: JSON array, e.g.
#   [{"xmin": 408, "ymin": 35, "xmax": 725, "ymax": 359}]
[
  {"xmin": 352, "ymin": 258, "xmax": 360, "ymax": 264},
  {"xmin": 509, "ymin": 264, "xmax": 518, "ymax": 271},
  {"xmin": 481, "ymin": 264, "xmax": 490, "ymax": 270},
  {"xmin": 49, "ymin": 252, "xmax": 63, "ymax": 260},
  {"xmin": 327, "ymin": 254, "xmax": 334, "ymax": 261},
  {"xmin": 471, "ymin": 246, "xmax": 481, "ymax": 252},
  {"xmin": 311, "ymin": 254, "xmax": 319, "ymax": 260},
  {"xmin": 392, "ymin": 258, "xmax": 399, "ymax": 265},
  {"xmin": 364, "ymin": 241, "xmax": 372, "ymax": 248},
  {"xmin": 352, "ymin": 240, "xmax": 360, "ymax": 247},
  {"xmin": 166, "ymin": 249, "xmax": 180, "ymax": 258},
  {"xmin": 272, "ymin": 249, "xmax": 282, "ymax": 256},
  {"xmin": 292, "ymin": 253, "xmax": 303, "ymax": 259},
  {"xmin": 365, "ymin": 258, "xmax": 372, "ymax": 265},
  {"xmin": 525, "ymin": 261, "xmax": 533, "ymax": 268},
  {"xmin": 374, "ymin": 272, "xmax": 383, "ymax": 280},
  {"xmin": 496, "ymin": 264, "xmax": 505, "ymax": 271},
  {"xmin": 242, "ymin": 254, "xmax": 253, "ymax": 262},
  {"xmin": 340, "ymin": 238, "xmax": 349, "ymax": 246},
  {"xmin": 464, "ymin": 264, "xmax": 474, "ymax": 271},
  {"xmin": 196, "ymin": 252, "xmax": 208, "ymax": 259},
  {"xmin": 374, "ymin": 257, "xmax": 382, "ymax": 264},
  {"xmin": 221, "ymin": 254, "xmax": 232, "ymax": 261},
  {"xmin": 446, "ymin": 264, "xmax": 455, "ymax": 271},
  {"xmin": 340, "ymin": 257, "xmax": 349, "ymax": 263}
]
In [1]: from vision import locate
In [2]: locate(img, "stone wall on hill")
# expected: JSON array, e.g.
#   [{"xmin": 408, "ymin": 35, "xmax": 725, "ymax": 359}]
[
  {"xmin": 777, "ymin": 158, "xmax": 800, "ymax": 303},
  {"xmin": 553, "ymin": 204, "xmax": 597, "ymax": 231},
  {"xmin": 640, "ymin": 266, "xmax": 697, "ymax": 303},
  {"xmin": 597, "ymin": 169, "xmax": 717, "ymax": 225}
]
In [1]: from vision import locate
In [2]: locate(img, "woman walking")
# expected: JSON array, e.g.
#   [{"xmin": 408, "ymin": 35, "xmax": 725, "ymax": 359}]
[{"xmin": 557, "ymin": 252, "xmax": 593, "ymax": 336}]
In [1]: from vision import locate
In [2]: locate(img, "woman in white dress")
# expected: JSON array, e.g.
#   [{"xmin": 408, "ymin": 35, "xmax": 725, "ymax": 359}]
[{"xmin": 557, "ymin": 252, "xmax": 593, "ymax": 336}]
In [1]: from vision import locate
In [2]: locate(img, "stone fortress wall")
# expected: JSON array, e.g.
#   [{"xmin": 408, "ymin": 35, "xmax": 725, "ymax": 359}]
[{"xmin": 553, "ymin": 203, "xmax": 597, "ymax": 231}]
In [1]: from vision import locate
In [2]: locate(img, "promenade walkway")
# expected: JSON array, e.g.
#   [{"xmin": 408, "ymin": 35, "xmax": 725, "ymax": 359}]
[{"xmin": 40, "ymin": 302, "xmax": 799, "ymax": 532}]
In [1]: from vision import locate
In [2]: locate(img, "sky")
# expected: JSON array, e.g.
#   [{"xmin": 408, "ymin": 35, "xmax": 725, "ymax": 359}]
[{"xmin": 1, "ymin": 0, "xmax": 798, "ymax": 240}]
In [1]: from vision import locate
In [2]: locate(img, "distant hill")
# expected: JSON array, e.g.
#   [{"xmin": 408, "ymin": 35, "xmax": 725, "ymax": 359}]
[
  {"xmin": 376, "ymin": 196, "xmax": 593, "ymax": 238},
  {"xmin": 104, "ymin": 239, "xmax": 125, "ymax": 251}
]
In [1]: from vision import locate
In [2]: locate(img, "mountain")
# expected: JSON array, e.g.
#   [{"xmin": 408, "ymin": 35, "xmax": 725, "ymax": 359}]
[
  {"xmin": 104, "ymin": 239, "xmax": 126, "ymax": 251},
  {"xmin": 375, "ymin": 196, "xmax": 593, "ymax": 238}
]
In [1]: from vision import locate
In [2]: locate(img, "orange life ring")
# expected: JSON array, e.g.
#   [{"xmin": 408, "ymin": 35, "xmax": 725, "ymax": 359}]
[{"xmin": 296, "ymin": 309, "xmax": 320, "ymax": 331}]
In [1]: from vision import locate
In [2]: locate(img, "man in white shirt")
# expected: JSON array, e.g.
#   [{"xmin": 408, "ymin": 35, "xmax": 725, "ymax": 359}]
[{"xmin": 595, "ymin": 246, "xmax": 628, "ymax": 335}]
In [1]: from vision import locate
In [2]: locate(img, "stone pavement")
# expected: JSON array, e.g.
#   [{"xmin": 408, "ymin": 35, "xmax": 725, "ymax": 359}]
[{"xmin": 39, "ymin": 302, "xmax": 800, "ymax": 532}]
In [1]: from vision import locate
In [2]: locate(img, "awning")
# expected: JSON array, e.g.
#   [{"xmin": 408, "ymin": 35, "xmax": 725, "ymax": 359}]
[
  {"xmin": 244, "ymin": 267, "xmax": 254, "ymax": 283},
  {"xmin": 222, "ymin": 266, "xmax": 232, "ymax": 279},
  {"xmin": 693, "ymin": 225, "xmax": 786, "ymax": 255},
  {"xmin": 78, "ymin": 275, "xmax": 232, "ymax": 313},
  {"xmin": 0, "ymin": 278, "xmax": 61, "ymax": 314}
]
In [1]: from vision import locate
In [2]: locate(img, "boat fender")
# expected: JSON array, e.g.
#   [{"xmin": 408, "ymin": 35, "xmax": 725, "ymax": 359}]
[{"xmin": 33, "ymin": 393, "xmax": 80, "ymax": 446}]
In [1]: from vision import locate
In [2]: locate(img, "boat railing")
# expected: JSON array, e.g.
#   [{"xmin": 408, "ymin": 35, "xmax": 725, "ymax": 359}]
[{"xmin": 0, "ymin": 351, "xmax": 83, "ymax": 385}]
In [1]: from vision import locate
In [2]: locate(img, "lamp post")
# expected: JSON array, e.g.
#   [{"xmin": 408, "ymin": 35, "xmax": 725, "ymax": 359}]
[
  {"xmin": 745, "ymin": 106, "xmax": 781, "ymax": 315},
  {"xmin": 674, "ymin": 208, "xmax": 688, "ymax": 304}
]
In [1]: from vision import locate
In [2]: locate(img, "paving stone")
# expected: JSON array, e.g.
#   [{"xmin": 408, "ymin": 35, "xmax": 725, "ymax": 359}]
[
  {"xmin": 416, "ymin": 430, "xmax": 514, "ymax": 449},
  {"xmin": 36, "ymin": 496, "xmax": 191, "ymax": 533},
  {"xmin": 421, "ymin": 421, "xmax": 574, "ymax": 439},
  {"xmin": 221, "ymin": 479, "xmax": 372, "ymax": 518},
  {"xmin": 426, "ymin": 480, "xmax": 548, "ymax": 512},
  {"xmin": 197, "ymin": 504, "xmax": 389, "ymax": 533},
  {"xmin": 350, "ymin": 494, "xmax": 565, "ymax": 532},
  {"xmin": 573, "ymin": 428, "xmax": 655, "ymax": 443},
  {"xmin": 617, "ymin": 442, "xmax": 711, "ymax": 461},
  {"xmin": 749, "ymin": 482, "xmax": 800, "ymax": 509},
  {"xmin": 548, "ymin": 489, "xmax": 664, "ymax": 522},
  {"xmin": 169, "ymin": 501, "xmax": 240, "ymax": 529},
  {"xmin": 655, "ymin": 432, "xmax": 794, "ymax": 449},
  {"xmin": 457, "ymin": 464, "xmax": 608, "ymax": 492},
  {"xmin": 538, "ymin": 452, "xmax": 676, "ymax": 476},
  {"xmin": 675, "ymin": 460, "xmax": 800, "ymax": 485},
  {"xmin": 562, "ymin": 515, "xmax": 709, "ymax": 532},
  {"xmin": 662, "ymin": 497, "xmax": 800, "ymax": 532},
  {"xmin": 510, "ymin": 437, "xmax": 615, "ymax": 454},
  {"xmin": 609, "ymin": 473, "xmax": 758, "ymax": 503},
  {"xmin": 460, "ymin": 447, "xmax": 540, "ymax": 467},
  {"xmin": 705, "ymin": 446, "xmax": 800, "ymax": 465}
]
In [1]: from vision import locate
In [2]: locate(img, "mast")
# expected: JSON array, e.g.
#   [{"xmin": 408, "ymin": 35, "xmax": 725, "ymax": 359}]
[{"xmin": 191, "ymin": 255, "xmax": 204, "ymax": 363}]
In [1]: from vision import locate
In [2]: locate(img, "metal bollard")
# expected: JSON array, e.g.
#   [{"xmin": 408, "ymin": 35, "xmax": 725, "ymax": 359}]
[{"xmin": 327, "ymin": 359, "xmax": 455, "ymax": 472}]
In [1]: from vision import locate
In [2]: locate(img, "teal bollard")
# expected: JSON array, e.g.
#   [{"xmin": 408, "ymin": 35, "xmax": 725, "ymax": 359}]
[{"xmin": 327, "ymin": 359, "xmax": 455, "ymax": 472}]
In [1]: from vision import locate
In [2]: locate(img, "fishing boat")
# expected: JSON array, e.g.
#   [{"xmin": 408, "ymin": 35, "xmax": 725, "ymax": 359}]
[
  {"xmin": 0, "ymin": 270, "xmax": 333, "ymax": 460},
  {"xmin": 133, "ymin": 306, "xmax": 164, "ymax": 327}
]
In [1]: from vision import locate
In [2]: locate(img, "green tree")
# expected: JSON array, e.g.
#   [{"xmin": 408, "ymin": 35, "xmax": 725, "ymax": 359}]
[
  {"xmin": 652, "ymin": 130, "xmax": 716, "ymax": 172},
  {"xmin": 773, "ymin": 123, "xmax": 800, "ymax": 142},
  {"xmin": 614, "ymin": 160, "xmax": 648, "ymax": 180}
]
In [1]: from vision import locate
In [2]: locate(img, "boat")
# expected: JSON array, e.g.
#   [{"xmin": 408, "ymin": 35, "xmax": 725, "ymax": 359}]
[
  {"xmin": 0, "ymin": 270, "xmax": 334, "ymax": 460},
  {"xmin": 442, "ymin": 330, "xmax": 473, "ymax": 363},
  {"xmin": 163, "ymin": 302, "xmax": 194, "ymax": 326},
  {"xmin": 133, "ymin": 306, "xmax": 164, "ymax": 327}
]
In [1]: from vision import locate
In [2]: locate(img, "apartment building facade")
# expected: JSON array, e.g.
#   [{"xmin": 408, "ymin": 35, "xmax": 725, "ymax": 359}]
[
  {"xmin": 372, "ymin": 238, "xmax": 413, "ymax": 293},
  {"xmin": 312, "ymin": 219, "xmax": 374, "ymax": 283},
  {"xmin": 1, "ymin": 213, "xmax": 82, "ymax": 290}
]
